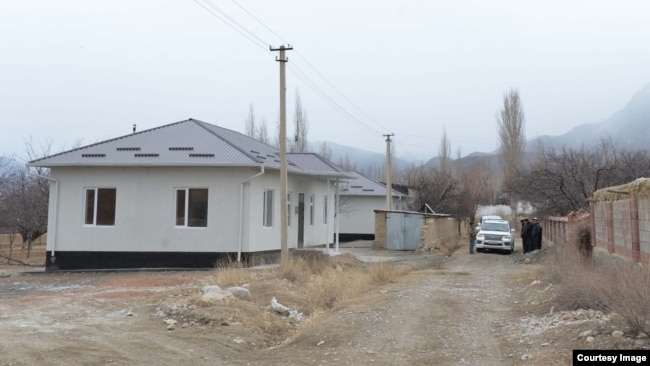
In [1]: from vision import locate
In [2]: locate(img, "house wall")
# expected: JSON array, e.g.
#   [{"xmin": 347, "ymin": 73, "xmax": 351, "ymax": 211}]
[
  {"xmin": 48, "ymin": 166, "xmax": 335, "ymax": 255},
  {"xmin": 338, "ymin": 196, "xmax": 384, "ymax": 235},
  {"xmin": 244, "ymin": 171, "xmax": 334, "ymax": 251}
]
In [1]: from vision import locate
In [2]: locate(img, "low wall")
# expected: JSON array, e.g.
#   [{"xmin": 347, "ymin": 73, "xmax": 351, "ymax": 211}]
[
  {"xmin": 374, "ymin": 210, "xmax": 460, "ymax": 251},
  {"xmin": 420, "ymin": 216, "xmax": 459, "ymax": 252},
  {"xmin": 545, "ymin": 191, "xmax": 650, "ymax": 264}
]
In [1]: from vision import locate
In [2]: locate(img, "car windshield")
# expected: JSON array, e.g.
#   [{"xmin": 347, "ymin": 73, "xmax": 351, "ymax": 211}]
[{"xmin": 481, "ymin": 222, "xmax": 509, "ymax": 232}]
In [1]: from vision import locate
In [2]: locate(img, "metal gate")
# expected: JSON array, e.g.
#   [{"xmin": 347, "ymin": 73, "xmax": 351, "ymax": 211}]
[{"xmin": 386, "ymin": 212, "xmax": 423, "ymax": 250}]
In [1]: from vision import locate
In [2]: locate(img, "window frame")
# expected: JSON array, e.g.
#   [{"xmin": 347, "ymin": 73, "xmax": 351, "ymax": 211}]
[
  {"xmin": 287, "ymin": 192, "xmax": 292, "ymax": 227},
  {"xmin": 263, "ymin": 189, "xmax": 274, "ymax": 228},
  {"xmin": 83, "ymin": 187, "xmax": 117, "ymax": 227},
  {"xmin": 174, "ymin": 187, "xmax": 209, "ymax": 228},
  {"xmin": 323, "ymin": 195, "xmax": 328, "ymax": 225},
  {"xmin": 309, "ymin": 194, "xmax": 315, "ymax": 226}
]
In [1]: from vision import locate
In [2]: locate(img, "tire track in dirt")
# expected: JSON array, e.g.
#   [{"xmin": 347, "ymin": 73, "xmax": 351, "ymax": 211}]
[{"xmin": 250, "ymin": 251, "xmax": 529, "ymax": 366}]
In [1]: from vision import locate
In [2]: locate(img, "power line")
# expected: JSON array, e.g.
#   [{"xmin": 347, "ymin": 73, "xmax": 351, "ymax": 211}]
[
  {"xmin": 192, "ymin": 0, "xmax": 387, "ymax": 140},
  {"xmin": 288, "ymin": 64, "xmax": 382, "ymax": 136},
  {"xmin": 192, "ymin": 0, "xmax": 268, "ymax": 51},
  {"xmin": 230, "ymin": 0, "xmax": 287, "ymax": 44},
  {"xmin": 226, "ymin": 0, "xmax": 390, "ymax": 133}
]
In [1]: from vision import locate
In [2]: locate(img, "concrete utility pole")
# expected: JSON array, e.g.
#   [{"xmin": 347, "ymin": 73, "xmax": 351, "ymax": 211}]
[
  {"xmin": 271, "ymin": 44, "xmax": 293, "ymax": 263},
  {"xmin": 384, "ymin": 133, "xmax": 394, "ymax": 210}
]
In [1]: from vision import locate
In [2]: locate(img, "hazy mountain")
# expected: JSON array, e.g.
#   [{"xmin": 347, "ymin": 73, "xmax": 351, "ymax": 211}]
[
  {"xmin": 313, "ymin": 83, "xmax": 650, "ymax": 173},
  {"xmin": 527, "ymin": 83, "xmax": 650, "ymax": 151},
  {"xmin": 310, "ymin": 141, "xmax": 413, "ymax": 172}
]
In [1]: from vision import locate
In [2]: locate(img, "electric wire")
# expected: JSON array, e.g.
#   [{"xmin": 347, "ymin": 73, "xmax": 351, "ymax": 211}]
[
  {"xmin": 288, "ymin": 63, "xmax": 383, "ymax": 136},
  {"xmin": 228, "ymin": 0, "xmax": 391, "ymax": 133},
  {"xmin": 192, "ymin": 0, "xmax": 268, "ymax": 51},
  {"xmin": 192, "ymin": 0, "xmax": 390, "ymax": 141}
]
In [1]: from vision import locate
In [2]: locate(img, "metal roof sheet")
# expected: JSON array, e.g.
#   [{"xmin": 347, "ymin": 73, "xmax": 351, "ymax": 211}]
[
  {"xmin": 339, "ymin": 170, "xmax": 407, "ymax": 197},
  {"xmin": 28, "ymin": 119, "xmax": 347, "ymax": 178}
]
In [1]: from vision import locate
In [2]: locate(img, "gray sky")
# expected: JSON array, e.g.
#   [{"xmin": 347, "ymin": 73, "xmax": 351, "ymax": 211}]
[{"xmin": 2, "ymin": 0, "xmax": 650, "ymax": 162}]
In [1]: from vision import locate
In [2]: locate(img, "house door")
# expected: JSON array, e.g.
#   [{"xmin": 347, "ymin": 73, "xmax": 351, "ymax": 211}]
[{"xmin": 298, "ymin": 193, "xmax": 305, "ymax": 248}]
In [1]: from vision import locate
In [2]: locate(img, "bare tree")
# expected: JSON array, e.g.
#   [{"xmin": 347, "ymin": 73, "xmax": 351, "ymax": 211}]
[
  {"xmin": 258, "ymin": 117, "xmax": 269, "ymax": 144},
  {"xmin": 0, "ymin": 168, "xmax": 49, "ymax": 258},
  {"xmin": 497, "ymin": 88, "xmax": 526, "ymax": 220},
  {"xmin": 290, "ymin": 91, "xmax": 309, "ymax": 153},
  {"xmin": 319, "ymin": 141, "xmax": 332, "ymax": 160},
  {"xmin": 244, "ymin": 104, "xmax": 270, "ymax": 145},
  {"xmin": 505, "ymin": 139, "xmax": 650, "ymax": 217},
  {"xmin": 458, "ymin": 159, "xmax": 494, "ymax": 220},
  {"xmin": 439, "ymin": 128, "xmax": 451, "ymax": 176},
  {"xmin": 402, "ymin": 164, "xmax": 458, "ymax": 214},
  {"xmin": 244, "ymin": 104, "xmax": 257, "ymax": 138}
]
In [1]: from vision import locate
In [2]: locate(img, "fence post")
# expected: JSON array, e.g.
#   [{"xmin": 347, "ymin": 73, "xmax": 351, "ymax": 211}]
[
  {"xmin": 631, "ymin": 196, "xmax": 641, "ymax": 262},
  {"xmin": 607, "ymin": 201, "xmax": 615, "ymax": 253}
]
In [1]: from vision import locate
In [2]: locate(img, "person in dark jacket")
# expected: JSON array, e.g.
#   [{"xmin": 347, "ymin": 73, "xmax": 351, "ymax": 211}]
[
  {"xmin": 520, "ymin": 218, "xmax": 532, "ymax": 253},
  {"xmin": 530, "ymin": 217, "xmax": 543, "ymax": 251},
  {"xmin": 468, "ymin": 221, "xmax": 477, "ymax": 254}
]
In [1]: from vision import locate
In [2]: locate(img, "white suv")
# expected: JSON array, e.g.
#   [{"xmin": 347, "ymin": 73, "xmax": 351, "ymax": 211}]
[{"xmin": 475, "ymin": 219, "xmax": 515, "ymax": 254}]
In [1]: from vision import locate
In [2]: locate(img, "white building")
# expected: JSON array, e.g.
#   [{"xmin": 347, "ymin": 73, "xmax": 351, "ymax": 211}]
[
  {"xmin": 28, "ymin": 119, "xmax": 351, "ymax": 270},
  {"xmin": 338, "ymin": 171, "xmax": 410, "ymax": 241}
]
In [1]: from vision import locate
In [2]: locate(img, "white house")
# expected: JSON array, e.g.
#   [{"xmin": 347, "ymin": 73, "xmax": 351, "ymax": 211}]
[
  {"xmin": 338, "ymin": 171, "xmax": 410, "ymax": 241},
  {"xmin": 28, "ymin": 119, "xmax": 351, "ymax": 270}
]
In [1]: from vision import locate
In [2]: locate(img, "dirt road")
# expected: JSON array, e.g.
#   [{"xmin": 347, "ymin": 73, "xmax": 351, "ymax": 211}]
[
  {"xmin": 0, "ymin": 246, "xmax": 604, "ymax": 365},
  {"xmin": 250, "ymin": 250, "xmax": 536, "ymax": 366}
]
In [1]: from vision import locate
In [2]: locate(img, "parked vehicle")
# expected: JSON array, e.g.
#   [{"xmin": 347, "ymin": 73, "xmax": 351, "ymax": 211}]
[
  {"xmin": 475, "ymin": 215, "xmax": 503, "ymax": 231},
  {"xmin": 475, "ymin": 219, "xmax": 515, "ymax": 254}
]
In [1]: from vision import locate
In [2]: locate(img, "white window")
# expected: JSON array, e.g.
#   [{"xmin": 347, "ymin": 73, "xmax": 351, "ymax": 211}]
[
  {"xmin": 84, "ymin": 188, "xmax": 116, "ymax": 226},
  {"xmin": 309, "ymin": 194, "xmax": 315, "ymax": 226},
  {"xmin": 175, "ymin": 188, "xmax": 209, "ymax": 227},
  {"xmin": 287, "ymin": 192, "xmax": 292, "ymax": 226},
  {"xmin": 263, "ymin": 189, "xmax": 274, "ymax": 227},
  {"xmin": 323, "ymin": 195, "xmax": 328, "ymax": 225}
]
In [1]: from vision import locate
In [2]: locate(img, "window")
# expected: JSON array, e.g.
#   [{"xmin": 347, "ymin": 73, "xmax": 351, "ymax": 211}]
[
  {"xmin": 175, "ymin": 188, "xmax": 208, "ymax": 227},
  {"xmin": 323, "ymin": 195, "xmax": 328, "ymax": 225},
  {"xmin": 309, "ymin": 194, "xmax": 315, "ymax": 226},
  {"xmin": 84, "ymin": 188, "xmax": 116, "ymax": 226},
  {"xmin": 287, "ymin": 192, "xmax": 292, "ymax": 226},
  {"xmin": 263, "ymin": 189, "xmax": 274, "ymax": 227}
]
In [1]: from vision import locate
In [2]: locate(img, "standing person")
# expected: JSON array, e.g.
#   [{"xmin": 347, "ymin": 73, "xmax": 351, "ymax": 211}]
[
  {"xmin": 530, "ymin": 217, "xmax": 543, "ymax": 251},
  {"xmin": 521, "ymin": 218, "xmax": 532, "ymax": 253},
  {"xmin": 468, "ymin": 221, "xmax": 476, "ymax": 254}
]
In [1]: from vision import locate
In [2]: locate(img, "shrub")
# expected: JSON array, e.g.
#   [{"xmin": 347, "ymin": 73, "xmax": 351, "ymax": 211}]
[{"xmin": 544, "ymin": 241, "xmax": 650, "ymax": 334}]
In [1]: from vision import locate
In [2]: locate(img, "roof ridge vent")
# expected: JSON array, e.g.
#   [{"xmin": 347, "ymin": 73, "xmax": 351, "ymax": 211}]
[
  {"xmin": 169, "ymin": 147, "xmax": 194, "ymax": 151},
  {"xmin": 82, "ymin": 154, "xmax": 106, "ymax": 158},
  {"xmin": 189, "ymin": 153, "xmax": 215, "ymax": 158},
  {"xmin": 117, "ymin": 147, "xmax": 141, "ymax": 151},
  {"xmin": 134, "ymin": 153, "xmax": 159, "ymax": 157}
]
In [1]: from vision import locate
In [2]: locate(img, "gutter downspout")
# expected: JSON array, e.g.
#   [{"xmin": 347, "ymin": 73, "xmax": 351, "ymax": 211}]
[
  {"xmin": 335, "ymin": 178, "xmax": 340, "ymax": 253},
  {"xmin": 326, "ymin": 178, "xmax": 330, "ymax": 253},
  {"xmin": 238, "ymin": 165, "xmax": 265, "ymax": 262},
  {"xmin": 30, "ymin": 174, "xmax": 58, "ymax": 262}
]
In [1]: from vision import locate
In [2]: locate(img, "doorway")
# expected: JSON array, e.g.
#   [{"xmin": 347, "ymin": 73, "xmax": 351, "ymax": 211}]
[{"xmin": 298, "ymin": 193, "xmax": 305, "ymax": 248}]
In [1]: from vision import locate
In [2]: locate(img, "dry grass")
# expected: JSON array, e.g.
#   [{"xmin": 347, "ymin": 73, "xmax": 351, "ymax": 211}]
[
  {"xmin": 0, "ymin": 234, "xmax": 46, "ymax": 266},
  {"xmin": 544, "ymin": 232, "xmax": 650, "ymax": 334},
  {"xmin": 212, "ymin": 256, "xmax": 252, "ymax": 288}
]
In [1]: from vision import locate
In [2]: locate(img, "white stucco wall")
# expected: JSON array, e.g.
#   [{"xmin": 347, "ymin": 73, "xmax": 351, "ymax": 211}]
[
  {"xmin": 47, "ymin": 166, "xmax": 335, "ymax": 253},
  {"xmin": 338, "ymin": 195, "xmax": 408, "ymax": 235},
  {"xmin": 338, "ymin": 196, "xmax": 383, "ymax": 235}
]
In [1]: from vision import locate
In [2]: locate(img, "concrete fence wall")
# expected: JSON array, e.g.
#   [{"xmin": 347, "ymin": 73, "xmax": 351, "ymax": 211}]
[{"xmin": 545, "ymin": 197, "xmax": 650, "ymax": 264}]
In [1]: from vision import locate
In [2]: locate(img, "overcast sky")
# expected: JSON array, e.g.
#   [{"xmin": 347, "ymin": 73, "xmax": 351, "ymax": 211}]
[{"xmin": 2, "ymin": 0, "xmax": 650, "ymax": 162}]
